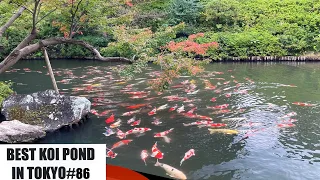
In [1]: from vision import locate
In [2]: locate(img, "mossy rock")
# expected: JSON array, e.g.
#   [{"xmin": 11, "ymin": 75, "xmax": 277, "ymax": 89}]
[{"xmin": 1, "ymin": 89, "xmax": 91, "ymax": 132}]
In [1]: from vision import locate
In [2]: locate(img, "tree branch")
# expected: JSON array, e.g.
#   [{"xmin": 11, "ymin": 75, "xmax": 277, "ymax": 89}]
[
  {"xmin": 36, "ymin": 8, "xmax": 57, "ymax": 25},
  {"xmin": 0, "ymin": 37, "xmax": 132, "ymax": 74},
  {"xmin": 69, "ymin": 0, "xmax": 83, "ymax": 38},
  {"xmin": 32, "ymin": 0, "xmax": 40, "ymax": 29},
  {"xmin": 0, "ymin": 6, "xmax": 26, "ymax": 38}
]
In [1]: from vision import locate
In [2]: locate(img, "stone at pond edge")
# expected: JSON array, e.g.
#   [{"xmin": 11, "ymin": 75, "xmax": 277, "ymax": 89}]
[
  {"xmin": 1, "ymin": 89, "xmax": 91, "ymax": 132},
  {"xmin": 0, "ymin": 120, "xmax": 46, "ymax": 143}
]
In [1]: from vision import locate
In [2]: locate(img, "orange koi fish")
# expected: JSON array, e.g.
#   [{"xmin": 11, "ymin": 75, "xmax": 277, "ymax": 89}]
[
  {"xmin": 126, "ymin": 104, "xmax": 148, "ymax": 109},
  {"xmin": 105, "ymin": 113, "xmax": 115, "ymax": 124},
  {"xmin": 111, "ymin": 139, "xmax": 133, "ymax": 150}
]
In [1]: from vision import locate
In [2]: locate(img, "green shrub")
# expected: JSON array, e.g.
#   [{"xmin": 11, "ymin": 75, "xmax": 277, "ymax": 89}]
[
  {"xmin": 197, "ymin": 29, "xmax": 286, "ymax": 59},
  {"xmin": 167, "ymin": 0, "xmax": 203, "ymax": 26},
  {"xmin": 0, "ymin": 81, "xmax": 13, "ymax": 107}
]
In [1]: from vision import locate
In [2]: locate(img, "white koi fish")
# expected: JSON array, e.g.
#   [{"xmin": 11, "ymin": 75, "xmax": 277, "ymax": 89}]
[
  {"xmin": 177, "ymin": 105, "xmax": 185, "ymax": 113},
  {"xmin": 157, "ymin": 104, "xmax": 169, "ymax": 111},
  {"xmin": 122, "ymin": 109, "xmax": 141, "ymax": 116},
  {"xmin": 154, "ymin": 161, "xmax": 187, "ymax": 180}
]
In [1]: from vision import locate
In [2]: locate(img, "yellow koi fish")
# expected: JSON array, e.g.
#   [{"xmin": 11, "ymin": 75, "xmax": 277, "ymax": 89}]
[{"xmin": 208, "ymin": 128, "xmax": 239, "ymax": 135}]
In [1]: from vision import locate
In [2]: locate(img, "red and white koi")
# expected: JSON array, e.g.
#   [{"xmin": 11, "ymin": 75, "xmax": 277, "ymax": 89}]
[
  {"xmin": 127, "ymin": 116, "xmax": 136, "ymax": 124},
  {"xmin": 241, "ymin": 122, "xmax": 263, "ymax": 128},
  {"xmin": 126, "ymin": 91, "xmax": 148, "ymax": 95},
  {"xmin": 151, "ymin": 118, "xmax": 162, "ymax": 125},
  {"xmin": 116, "ymin": 128, "xmax": 126, "ymax": 139},
  {"xmin": 292, "ymin": 102, "xmax": 316, "ymax": 107},
  {"xmin": 141, "ymin": 150, "xmax": 149, "ymax": 166},
  {"xmin": 90, "ymin": 109, "xmax": 99, "ymax": 116},
  {"xmin": 150, "ymin": 142, "xmax": 164, "ymax": 160},
  {"xmin": 169, "ymin": 104, "xmax": 178, "ymax": 112},
  {"xmin": 277, "ymin": 123, "xmax": 296, "ymax": 128},
  {"xmin": 148, "ymin": 107, "xmax": 157, "ymax": 116},
  {"xmin": 186, "ymin": 107, "xmax": 197, "ymax": 114},
  {"xmin": 154, "ymin": 128, "xmax": 174, "ymax": 138},
  {"xmin": 187, "ymin": 89, "xmax": 199, "ymax": 95},
  {"xmin": 106, "ymin": 149, "xmax": 117, "ymax": 159},
  {"xmin": 122, "ymin": 109, "xmax": 141, "ymax": 116},
  {"xmin": 279, "ymin": 112, "xmax": 297, "ymax": 119},
  {"xmin": 183, "ymin": 120, "xmax": 214, "ymax": 126},
  {"xmin": 154, "ymin": 128, "xmax": 174, "ymax": 143},
  {"xmin": 225, "ymin": 93, "xmax": 231, "ymax": 98},
  {"xmin": 125, "ymin": 127, "xmax": 152, "ymax": 136},
  {"xmin": 180, "ymin": 149, "xmax": 195, "ymax": 166},
  {"xmin": 130, "ymin": 95, "xmax": 148, "ymax": 99},
  {"xmin": 181, "ymin": 80, "xmax": 190, "ymax": 85},
  {"xmin": 130, "ymin": 120, "xmax": 141, "ymax": 126},
  {"xmin": 196, "ymin": 114, "xmax": 213, "ymax": 121},
  {"xmin": 207, "ymin": 104, "xmax": 229, "ymax": 110},
  {"xmin": 99, "ymin": 110, "xmax": 113, "ymax": 116},
  {"xmin": 198, "ymin": 123, "xmax": 227, "ymax": 128},
  {"xmin": 280, "ymin": 119, "xmax": 297, "ymax": 123},
  {"xmin": 210, "ymin": 97, "xmax": 217, "ymax": 102}
]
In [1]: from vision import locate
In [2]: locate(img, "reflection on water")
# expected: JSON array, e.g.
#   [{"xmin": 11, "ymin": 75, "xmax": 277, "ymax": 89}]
[{"xmin": 1, "ymin": 60, "xmax": 320, "ymax": 180}]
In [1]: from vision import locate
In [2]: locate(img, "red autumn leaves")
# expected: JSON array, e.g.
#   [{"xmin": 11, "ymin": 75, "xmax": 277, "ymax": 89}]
[
  {"xmin": 166, "ymin": 33, "xmax": 219, "ymax": 55},
  {"xmin": 125, "ymin": 0, "xmax": 133, "ymax": 7}
]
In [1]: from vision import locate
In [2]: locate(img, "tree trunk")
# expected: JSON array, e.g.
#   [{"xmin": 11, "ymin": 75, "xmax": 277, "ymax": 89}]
[
  {"xmin": 0, "ymin": 6, "xmax": 26, "ymax": 38},
  {"xmin": 0, "ymin": 28, "xmax": 38, "ymax": 73},
  {"xmin": 0, "ymin": 37, "xmax": 132, "ymax": 74},
  {"xmin": 42, "ymin": 47, "xmax": 59, "ymax": 94}
]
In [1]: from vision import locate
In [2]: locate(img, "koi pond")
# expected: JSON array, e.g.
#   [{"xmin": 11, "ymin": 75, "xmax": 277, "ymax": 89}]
[{"xmin": 1, "ymin": 60, "xmax": 320, "ymax": 180}]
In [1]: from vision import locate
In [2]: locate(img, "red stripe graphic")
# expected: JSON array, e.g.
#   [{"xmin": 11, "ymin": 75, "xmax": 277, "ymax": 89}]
[{"xmin": 106, "ymin": 164, "xmax": 148, "ymax": 180}]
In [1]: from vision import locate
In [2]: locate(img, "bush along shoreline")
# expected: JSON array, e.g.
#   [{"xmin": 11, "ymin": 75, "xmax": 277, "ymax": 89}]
[
  {"xmin": 3, "ymin": 0, "xmax": 320, "ymax": 63},
  {"xmin": 20, "ymin": 54, "xmax": 320, "ymax": 62}
]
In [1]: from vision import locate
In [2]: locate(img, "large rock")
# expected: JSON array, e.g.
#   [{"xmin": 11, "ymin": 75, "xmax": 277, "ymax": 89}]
[
  {"xmin": 1, "ymin": 89, "xmax": 91, "ymax": 132},
  {"xmin": 0, "ymin": 120, "xmax": 46, "ymax": 143}
]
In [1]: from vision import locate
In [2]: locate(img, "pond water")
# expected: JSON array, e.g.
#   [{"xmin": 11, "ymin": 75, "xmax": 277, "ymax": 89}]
[{"xmin": 1, "ymin": 60, "xmax": 320, "ymax": 180}]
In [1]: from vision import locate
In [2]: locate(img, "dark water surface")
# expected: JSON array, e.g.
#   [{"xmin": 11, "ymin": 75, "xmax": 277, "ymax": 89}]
[{"xmin": 1, "ymin": 60, "xmax": 320, "ymax": 180}]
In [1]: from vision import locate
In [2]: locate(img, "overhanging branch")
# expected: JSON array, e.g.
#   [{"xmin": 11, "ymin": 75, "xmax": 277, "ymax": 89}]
[{"xmin": 0, "ymin": 37, "xmax": 132, "ymax": 74}]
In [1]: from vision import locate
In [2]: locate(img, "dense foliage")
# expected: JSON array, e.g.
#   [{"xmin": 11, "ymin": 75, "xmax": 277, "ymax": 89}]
[
  {"xmin": 0, "ymin": 81, "xmax": 13, "ymax": 107},
  {"xmin": 2, "ymin": 0, "xmax": 320, "ymax": 59},
  {"xmin": 2, "ymin": 0, "xmax": 320, "ymax": 90}
]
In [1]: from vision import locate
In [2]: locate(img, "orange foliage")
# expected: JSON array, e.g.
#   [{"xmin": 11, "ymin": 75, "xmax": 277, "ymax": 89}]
[
  {"xmin": 165, "ymin": 33, "xmax": 218, "ymax": 55},
  {"xmin": 125, "ymin": 0, "xmax": 133, "ymax": 7}
]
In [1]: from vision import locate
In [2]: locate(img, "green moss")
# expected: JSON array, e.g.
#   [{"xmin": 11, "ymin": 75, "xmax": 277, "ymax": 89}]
[{"xmin": 7, "ymin": 104, "xmax": 59, "ymax": 125}]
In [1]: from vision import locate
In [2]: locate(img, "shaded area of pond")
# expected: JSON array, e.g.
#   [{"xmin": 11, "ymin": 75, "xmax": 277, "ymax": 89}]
[{"xmin": 1, "ymin": 60, "xmax": 320, "ymax": 180}]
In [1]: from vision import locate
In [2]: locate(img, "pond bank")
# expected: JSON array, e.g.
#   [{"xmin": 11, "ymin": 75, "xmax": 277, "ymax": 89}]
[{"xmin": 21, "ymin": 55, "xmax": 320, "ymax": 62}]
